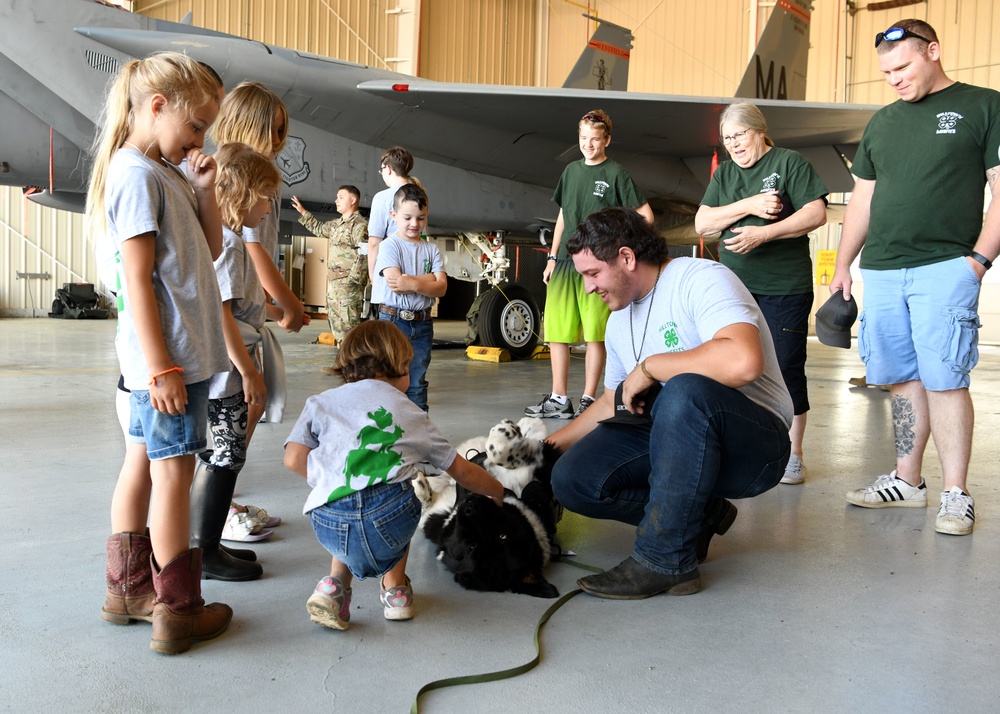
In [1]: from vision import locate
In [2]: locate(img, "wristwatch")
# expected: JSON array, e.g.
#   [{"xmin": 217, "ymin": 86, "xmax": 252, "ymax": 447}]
[
  {"xmin": 970, "ymin": 251, "xmax": 993, "ymax": 270},
  {"xmin": 546, "ymin": 255, "xmax": 557, "ymax": 261}
]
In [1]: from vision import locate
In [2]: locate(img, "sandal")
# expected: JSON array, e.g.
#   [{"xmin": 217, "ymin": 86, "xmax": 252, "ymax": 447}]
[
  {"xmin": 222, "ymin": 506, "xmax": 275, "ymax": 542},
  {"xmin": 231, "ymin": 501, "xmax": 281, "ymax": 529}
]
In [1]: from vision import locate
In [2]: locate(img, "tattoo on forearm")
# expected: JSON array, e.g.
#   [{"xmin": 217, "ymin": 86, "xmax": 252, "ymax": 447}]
[
  {"xmin": 892, "ymin": 395, "xmax": 916, "ymax": 457},
  {"xmin": 988, "ymin": 167, "xmax": 1000, "ymax": 190}
]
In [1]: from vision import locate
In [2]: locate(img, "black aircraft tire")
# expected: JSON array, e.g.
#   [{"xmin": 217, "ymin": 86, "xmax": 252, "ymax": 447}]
[{"xmin": 476, "ymin": 284, "xmax": 540, "ymax": 360}]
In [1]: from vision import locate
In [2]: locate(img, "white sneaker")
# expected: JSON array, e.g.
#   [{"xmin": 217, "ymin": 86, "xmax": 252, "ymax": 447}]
[
  {"xmin": 845, "ymin": 470, "xmax": 927, "ymax": 508},
  {"xmin": 780, "ymin": 454, "xmax": 806, "ymax": 485},
  {"xmin": 935, "ymin": 486, "xmax": 975, "ymax": 536}
]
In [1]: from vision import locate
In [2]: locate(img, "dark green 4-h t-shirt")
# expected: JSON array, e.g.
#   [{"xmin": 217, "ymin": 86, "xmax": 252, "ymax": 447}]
[
  {"xmin": 701, "ymin": 146, "xmax": 828, "ymax": 295},
  {"xmin": 552, "ymin": 158, "xmax": 646, "ymax": 259},
  {"xmin": 852, "ymin": 82, "xmax": 1000, "ymax": 270}
]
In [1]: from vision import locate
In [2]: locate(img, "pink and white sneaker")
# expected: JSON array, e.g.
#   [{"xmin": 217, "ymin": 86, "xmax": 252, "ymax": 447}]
[
  {"xmin": 306, "ymin": 576, "xmax": 352, "ymax": 630},
  {"xmin": 380, "ymin": 576, "xmax": 414, "ymax": 621}
]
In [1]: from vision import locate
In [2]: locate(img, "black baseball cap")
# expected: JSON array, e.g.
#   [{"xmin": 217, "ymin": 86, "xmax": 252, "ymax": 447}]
[
  {"xmin": 598, "ymin": 381, "xmax": 662, "ymax": 425},
  {"xmin": 815, "ymin": 291, "xmax": 858, "ymax": 349}
]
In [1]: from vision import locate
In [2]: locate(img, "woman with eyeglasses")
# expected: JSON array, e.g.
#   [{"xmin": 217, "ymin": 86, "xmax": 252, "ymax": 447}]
[{"xmin": 695, "ymin": 101, "xmax": 828, "ymax": 486}]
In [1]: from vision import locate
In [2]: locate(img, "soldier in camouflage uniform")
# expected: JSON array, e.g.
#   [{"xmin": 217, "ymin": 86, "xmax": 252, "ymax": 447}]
[{"xmin": 292, "ymin": 185, "xmax": 369, "ymax": 343}]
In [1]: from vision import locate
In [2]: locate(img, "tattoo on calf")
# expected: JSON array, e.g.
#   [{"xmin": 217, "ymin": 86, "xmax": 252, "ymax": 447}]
[{"xmin": 892, "ymin": 395, "xmax": 916, "ymax": 457}]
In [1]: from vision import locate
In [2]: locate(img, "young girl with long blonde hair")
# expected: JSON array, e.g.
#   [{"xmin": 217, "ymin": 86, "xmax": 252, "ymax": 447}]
[{"xmin": 89, "ymin": 51, "xmax": 232, "ymax": 654}]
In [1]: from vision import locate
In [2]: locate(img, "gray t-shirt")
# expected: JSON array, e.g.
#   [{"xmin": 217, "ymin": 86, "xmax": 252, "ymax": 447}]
[
  {"xmin": 209, "ymin": 226, "xmax": 267, "ymax": 399},
  {"xmin": 373, "ymin": 235, "xmax": 444, "ymax": 313},
  {"xmin": 285, "ymin": 379, "xmax": 458, "ymax": 512},
  {"xmin": 605, "ymin": 257, "xmax": 793, "ymax": 427},
  {"xmin": 368, "ymin": 185, "xmax": 398, "ymax": 304},
  {"xmin": 106, "ymin": 149, "xmax": 228, "ymax": 390}
]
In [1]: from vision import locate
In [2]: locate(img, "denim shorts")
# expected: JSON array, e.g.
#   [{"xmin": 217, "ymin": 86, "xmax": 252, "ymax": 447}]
[
  {"xmin": 859, "ymin": 257, "xmax": 981, "ymax": 390},
  {"xmin": 127, "ymin": 380, "xmax": 210, "ymax": 460},
  {"xmin": 309, "ymin": 479, "xmax": 421, "ymax": 580}
]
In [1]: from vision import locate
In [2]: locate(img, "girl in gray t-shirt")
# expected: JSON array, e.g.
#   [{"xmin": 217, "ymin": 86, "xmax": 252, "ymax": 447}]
[
  {"xmin": 87, "ymin": 53, "xmax": 232, "ymax": 653},
  {"xmin": 284, "ymin": 320, "xmax": 503, "ymax": 629},
  {"xmin": 212, "ymin": 81, "xmax": 309, "ymax": 335}
]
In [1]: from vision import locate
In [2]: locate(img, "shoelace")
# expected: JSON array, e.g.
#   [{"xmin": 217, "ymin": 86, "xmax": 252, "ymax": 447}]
[
  {"xmin": 868, "ymin": 472, "xmax": 899, "ymax": 491},
  {"xmin": 938, "ymin": 490, "xmax": 972, "ymax": 517}
]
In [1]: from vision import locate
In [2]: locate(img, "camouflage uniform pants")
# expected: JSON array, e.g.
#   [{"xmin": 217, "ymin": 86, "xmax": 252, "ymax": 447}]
[{"xmin": 327, "ymin": 280, "xmax": 365, "ymax": 343}]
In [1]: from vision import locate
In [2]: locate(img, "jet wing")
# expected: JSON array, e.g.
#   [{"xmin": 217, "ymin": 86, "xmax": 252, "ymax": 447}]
[
  {"xmin": 2, "ymin": 0, "xmax": 880, "ymax": 222},
  {"xmin": 67, "ymin": 16, "xmax": 879, "ymax": 203},
  {"xmin": 357, "ymin": 80, "xmax": 879, "ymax": 195}
]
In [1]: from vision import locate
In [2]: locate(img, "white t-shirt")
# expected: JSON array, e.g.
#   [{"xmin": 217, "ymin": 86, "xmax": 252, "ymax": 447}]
[
  {"xmin": 604, "ymin": 257, "xmax": 793, "ymax": 428},
  {"xmin": 373, "ymin": 235, "xmax": 443, "ymax": 313},
  {"xmin": 106, "ymin": 149, "xmax": 228, "ymax": 390},
  {"xmin": 285, "ymin": 379, "xmax": 459, "ymax": 513}
]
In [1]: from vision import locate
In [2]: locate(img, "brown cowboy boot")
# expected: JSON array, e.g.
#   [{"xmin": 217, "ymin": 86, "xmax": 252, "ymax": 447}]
[
  {"xmin": 101, "ymin": 532, "xmax": 154, "ymax": 624},
  {"xmin": 150, "ymin": 548, "xmax": 232, "ymax": 654}
]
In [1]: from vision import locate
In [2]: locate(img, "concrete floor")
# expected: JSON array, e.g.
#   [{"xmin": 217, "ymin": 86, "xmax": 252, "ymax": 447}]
[{"xmin": 3, "ymin": 316, "xmax": 1000, "ymax": 713}]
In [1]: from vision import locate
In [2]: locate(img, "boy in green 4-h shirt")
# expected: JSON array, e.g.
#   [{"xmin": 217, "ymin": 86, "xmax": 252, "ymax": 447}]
[{"xmin": 526, "ymin": 109, "xmax": 653, "ymax": 421}]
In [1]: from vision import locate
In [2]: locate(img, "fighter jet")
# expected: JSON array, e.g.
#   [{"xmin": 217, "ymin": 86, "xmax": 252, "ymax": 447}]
[{"xmin": 0, "ymin": 0, "xmax": 877, "ymax": 356}]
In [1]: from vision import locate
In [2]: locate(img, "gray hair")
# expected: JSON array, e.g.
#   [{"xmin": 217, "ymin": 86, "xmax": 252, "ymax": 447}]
[{"xmin": 719, "ymin": 102, "xmax": 774, "ymax": 147}]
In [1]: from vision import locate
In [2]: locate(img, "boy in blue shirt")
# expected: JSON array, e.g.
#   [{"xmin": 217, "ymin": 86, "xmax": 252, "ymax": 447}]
[{"xmin": 373, "ymin": 184, "xmax": 444, "ymax": 411}]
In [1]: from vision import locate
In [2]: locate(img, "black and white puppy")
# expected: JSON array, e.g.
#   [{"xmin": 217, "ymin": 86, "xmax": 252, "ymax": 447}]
[{"xmin": 414, "ymin": 418, "xmax": 563, "ymax": 598}]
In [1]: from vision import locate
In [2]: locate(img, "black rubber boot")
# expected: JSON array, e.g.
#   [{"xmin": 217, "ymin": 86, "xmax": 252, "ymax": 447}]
[
  {"xmin": 191, "ymin": 458, "xmax": 262, "ymax": 581},
  {"xmin": 220, "ymin": 543, "xmax": 257, "ymax": 562}
]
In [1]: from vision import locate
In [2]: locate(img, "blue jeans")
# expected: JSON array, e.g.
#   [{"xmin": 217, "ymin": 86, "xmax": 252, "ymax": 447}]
[
  {"xmin": 309, "ymin": 479, "xmax": 421, "ymax": 580},
  {"xmin": 552, "ymin": 374, "xmax": 790, "ymax": 575},
  {"xmin": 378, "ymin": 312, "xmax": 433, "ymax": 411}
]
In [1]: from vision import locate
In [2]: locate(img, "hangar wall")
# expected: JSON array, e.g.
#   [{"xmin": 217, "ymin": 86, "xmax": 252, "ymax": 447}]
[
  {"xmin": 2, "ymin": 0, "xmax": 1000, "ymax": 317},
  {"xmin": 545, "ymin": 0, "xmax": 1000, "ymax": 103}
]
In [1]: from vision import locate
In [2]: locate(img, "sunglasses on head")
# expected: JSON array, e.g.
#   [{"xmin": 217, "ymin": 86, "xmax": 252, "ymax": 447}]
[
  {"xmin": 581, "ymin": 113, "xmax": 606, "ymax": 125},
  {"xmin": 875, "ymin": 27, "xmax": 933, "ymax": 48}
]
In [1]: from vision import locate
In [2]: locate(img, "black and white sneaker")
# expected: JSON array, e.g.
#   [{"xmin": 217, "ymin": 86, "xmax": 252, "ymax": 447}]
[
  {"xmin": 524, "ymin": 394, "xmax": 574, "ymax": 419},
  {"xmin": 573, "ymin": 396, "xmax": 596, "ymax": 419},
  {"xmin": 935, "ymin": 486, "xmax": 975, "ymax": 535},
  {"xmin": 845, "ymin": 470, "xmax": 927, "ymax": 508}
]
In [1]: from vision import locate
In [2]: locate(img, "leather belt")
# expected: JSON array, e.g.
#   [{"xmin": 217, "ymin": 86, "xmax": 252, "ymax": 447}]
[{"xmin": 380, "ymin": 305, "xmax": 431, "ymax": 321}]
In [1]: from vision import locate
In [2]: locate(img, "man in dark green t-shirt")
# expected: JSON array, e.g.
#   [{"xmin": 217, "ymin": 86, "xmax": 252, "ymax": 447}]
[{"xmin": 830, "ymin": 19, "xmax": 1000, "ymax": 537}]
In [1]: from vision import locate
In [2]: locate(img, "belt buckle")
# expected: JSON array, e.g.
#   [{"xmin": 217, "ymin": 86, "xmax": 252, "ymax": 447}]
[{"xmin": 399, "ymin": 309, "xmax": 416, "ymax": 321}]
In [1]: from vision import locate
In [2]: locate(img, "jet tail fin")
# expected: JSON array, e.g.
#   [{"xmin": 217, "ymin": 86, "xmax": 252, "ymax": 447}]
[
  {"xmin": 562, "ymin": 14, "xmax": 633, "ymax": 91},
  {"xmin": 735, "ymin": 0, "xmax": 811, "ymax": 100}
]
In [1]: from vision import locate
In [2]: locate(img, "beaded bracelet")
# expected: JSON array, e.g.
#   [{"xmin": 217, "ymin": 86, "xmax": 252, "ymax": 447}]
[{"xmin": 148, "ymin": 366, "xmax": 184, "ymax": 386}]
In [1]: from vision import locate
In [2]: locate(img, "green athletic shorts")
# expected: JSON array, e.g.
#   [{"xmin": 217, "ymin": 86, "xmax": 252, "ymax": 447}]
[{"xmin": 543, "ymin": 259, "xmax": 611, "ymax": 343}]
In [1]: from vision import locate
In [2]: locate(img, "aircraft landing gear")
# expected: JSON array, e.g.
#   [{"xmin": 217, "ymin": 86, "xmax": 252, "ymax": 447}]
[{"xmin": 475, "ymin": 283, "xmax": 539, "ymax": 360}]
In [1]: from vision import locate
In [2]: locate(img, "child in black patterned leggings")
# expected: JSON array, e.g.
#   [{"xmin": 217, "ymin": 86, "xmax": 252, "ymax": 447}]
[{"xmin": 191, "ymin": 143, "xmax": 285, "ymax": 582}]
